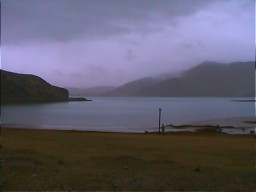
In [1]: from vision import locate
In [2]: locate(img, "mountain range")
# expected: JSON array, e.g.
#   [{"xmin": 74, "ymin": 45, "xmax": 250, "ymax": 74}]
[
  {"xmin": 2, "ymin": 61, "xmax": 254, "ymax": 102},
  {"xmin": 99, "ymin": 61, "xmax": 254, "ymax": 97}
]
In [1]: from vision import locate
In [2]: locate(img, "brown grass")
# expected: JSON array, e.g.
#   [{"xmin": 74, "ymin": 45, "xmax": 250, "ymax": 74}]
[{"xmin": 0, "ymin": 128, "xmax": 255, "ymax": 191}]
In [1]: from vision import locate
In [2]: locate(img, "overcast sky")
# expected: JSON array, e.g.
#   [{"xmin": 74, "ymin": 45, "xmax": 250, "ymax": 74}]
[{"xmin": 1, "ymin": 0, "xmax": 255, "ymax": 88}]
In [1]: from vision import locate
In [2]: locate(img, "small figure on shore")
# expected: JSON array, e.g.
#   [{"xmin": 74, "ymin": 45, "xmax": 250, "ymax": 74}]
[
  {"xmin": 161, "ymin": 124, "xmax": 165, "ymax": 135},
  {"xmin": 216, "ymin": 125, "xmax": 222, "ymax": 132}
]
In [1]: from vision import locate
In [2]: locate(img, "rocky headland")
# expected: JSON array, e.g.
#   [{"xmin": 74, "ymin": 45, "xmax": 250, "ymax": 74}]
[{"xmin": 1, "ymin": 70, "xmax": 69, "ymax": 103}]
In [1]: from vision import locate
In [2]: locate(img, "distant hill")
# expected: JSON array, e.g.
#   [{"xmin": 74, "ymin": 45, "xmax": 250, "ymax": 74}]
[
  {"xmin": 67, "ymin": 86, "xmax": 116, "ymax": 96},
  {"xmin": 1, "ymin": 70, "xmax": 69, "ymax": 103},
  {"xmin": 103, "ymin": 61, "xmax": 255, "ymax": 97},
  {"xmin": 103, "ymin": 77, "xmax": 161, "ymax": 96}
]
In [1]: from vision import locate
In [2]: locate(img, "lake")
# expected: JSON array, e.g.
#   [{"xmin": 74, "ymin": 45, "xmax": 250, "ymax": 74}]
[{"xmin": 1, "ymin": 97, "xmax": 255, "ymax": 133}]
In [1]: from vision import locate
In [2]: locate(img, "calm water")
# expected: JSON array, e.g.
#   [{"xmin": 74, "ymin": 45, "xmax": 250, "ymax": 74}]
[{"xmin": 1, "ymin": 97, "xmax": 255, "ymax": 133}]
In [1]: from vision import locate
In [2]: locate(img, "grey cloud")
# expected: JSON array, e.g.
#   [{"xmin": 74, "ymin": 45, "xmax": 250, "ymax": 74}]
[
  {"xmin": 2, "ymin": 0, "xmax": 254, "ymax": 88},
  {"xmin": 2, "ymin": 0, "xmax": 220, "ymax": 44},
  {"xmin": 87, "ymin": 63, "xmax": 107, "ymax": 76},
  {"xmin": 124, "ymin": 49, "xmax": 136, "ymax": 61},
  {"xmin": 52, "ymin": 70, "xmax": 65, "ymax": 81},
  {"xmin": 69, "ymin": 72, "xmax": 84, "ymax": 79}
]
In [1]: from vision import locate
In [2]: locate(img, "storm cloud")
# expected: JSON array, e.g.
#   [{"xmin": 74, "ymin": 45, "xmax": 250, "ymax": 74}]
[{"xmin": 1, "ymin": 0, "xmax": 254, "ymax": 88}]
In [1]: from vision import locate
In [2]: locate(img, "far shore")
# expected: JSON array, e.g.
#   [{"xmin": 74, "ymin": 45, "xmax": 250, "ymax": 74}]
[
  {"xmin": 68, "ymin": 97, "xmax": 92, "ymax": 102},
  {"xmin": 231, "ymin": 99, "xmax": 256, "ymax": 102}
]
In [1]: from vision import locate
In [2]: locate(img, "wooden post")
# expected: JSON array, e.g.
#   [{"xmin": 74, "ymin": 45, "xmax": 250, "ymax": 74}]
[{"xmin": 158, "ymin": 108, "xmax": 162, "ymax": 134}]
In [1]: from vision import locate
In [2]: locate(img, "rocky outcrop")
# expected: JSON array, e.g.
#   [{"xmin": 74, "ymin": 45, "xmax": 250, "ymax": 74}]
[{"xmin": 1, "ymin": 70, "xmax": 69, "ymax": 103}]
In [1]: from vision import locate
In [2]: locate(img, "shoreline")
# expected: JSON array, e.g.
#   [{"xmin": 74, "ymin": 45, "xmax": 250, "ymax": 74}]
[
  {"xmin": 2, "ymin": 116, "xmax": 255, "ymax": 135},
  {"xmin": 2, "ymin": 125, "xmax": 255, "ymax": 136},
  {"xmin": 1, "ymin": 126, "xmax": 145, "ymax": 135}
]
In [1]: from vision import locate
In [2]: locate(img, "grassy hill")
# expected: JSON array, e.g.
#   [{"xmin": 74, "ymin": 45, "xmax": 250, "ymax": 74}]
[{"xmin": 1, "ymin": 70, "xmax": 69, "ymax": 103}]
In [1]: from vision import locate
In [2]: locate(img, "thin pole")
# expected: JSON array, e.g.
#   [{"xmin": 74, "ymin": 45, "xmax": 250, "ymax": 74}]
[{"xmin": 158, "ymin": 108, "xmax": 162, "ymax": 134}]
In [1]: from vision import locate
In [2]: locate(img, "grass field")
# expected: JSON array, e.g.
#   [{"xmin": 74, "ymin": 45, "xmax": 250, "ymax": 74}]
[{"xmin": 0, "ymin": 128, "xmax": 255, "ymax": 191}]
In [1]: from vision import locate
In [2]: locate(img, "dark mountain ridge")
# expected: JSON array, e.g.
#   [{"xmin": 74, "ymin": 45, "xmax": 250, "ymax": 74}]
[
  {"xmin": 1, "ymin": 70, "xmax": 69, "ymax": 103},
  {"xmin": 104, "ymin": 61, "xmax": 255, "ymax": 97}
]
